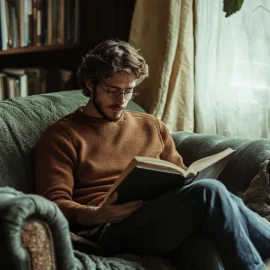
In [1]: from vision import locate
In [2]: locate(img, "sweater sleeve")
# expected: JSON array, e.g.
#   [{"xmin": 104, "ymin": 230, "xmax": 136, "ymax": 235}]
[
  {"xmin": 157, "ymin": 120, "xmax": 187, "ymax": 169},
  {"xmin": 34, "ymin": 126, "xmax": 86, "ymax": 224}
]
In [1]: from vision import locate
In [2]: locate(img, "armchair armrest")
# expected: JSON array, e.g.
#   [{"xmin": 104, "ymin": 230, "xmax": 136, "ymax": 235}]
[
  {"xmin": 21, "ymin": 218, "xmax": 56, "ymax": 270},
  {"xmin": 0, "ymin": 187, "xmax": 76, "ymax": 270}
]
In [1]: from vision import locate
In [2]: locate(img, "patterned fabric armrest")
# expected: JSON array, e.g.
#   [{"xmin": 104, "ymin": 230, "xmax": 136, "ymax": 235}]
[
  {"xmin": 21, "ymin": 219, "xmax": 56, "ymax": 270},
  {"xmin": 0, "ymin": 187, "xmax": 76, "ymax": 270}
]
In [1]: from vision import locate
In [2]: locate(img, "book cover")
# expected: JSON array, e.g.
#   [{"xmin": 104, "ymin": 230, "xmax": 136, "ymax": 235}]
[{"xmin": 101, "ymin": 148, "xmax": 236, "ymax": 205}]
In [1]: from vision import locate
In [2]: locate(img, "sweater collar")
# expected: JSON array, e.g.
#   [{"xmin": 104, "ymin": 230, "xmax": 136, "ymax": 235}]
[{"xmin": 75, "ymin": 106, "xmax": 126, "ymax": 124}]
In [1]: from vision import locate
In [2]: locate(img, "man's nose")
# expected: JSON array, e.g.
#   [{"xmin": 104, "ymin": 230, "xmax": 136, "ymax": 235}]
[{"xmin": 117, "ymin": 92, "xmax": 126, "ymax": 104}]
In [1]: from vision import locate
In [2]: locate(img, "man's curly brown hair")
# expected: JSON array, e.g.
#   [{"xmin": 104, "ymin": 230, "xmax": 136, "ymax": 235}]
[{"xmin": 77, "ymin": 39, "xmax": 149, "ymax": 97}]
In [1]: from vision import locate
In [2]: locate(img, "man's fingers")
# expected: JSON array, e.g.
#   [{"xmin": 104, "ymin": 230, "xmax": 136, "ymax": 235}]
[
  {"xmin": 109, "ymin": 211, "xmax": 135, "ymax": 223},
  {"xmin": 119, "ymin": 200, "xmax": 144, "ymax": 212},
  {"xmin": 102, "ymin": 197, "xmax": 144, "ymax": 224},
  {"xmin": 113, "ymin": 201, "xmax": 143, "ymax": 217},
  {"xmin": 119, "ymin": 200, "xmax": 144, "ymax": 208}
]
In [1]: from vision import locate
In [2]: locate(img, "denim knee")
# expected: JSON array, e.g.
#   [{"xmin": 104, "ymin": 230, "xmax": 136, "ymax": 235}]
[
  {"xmin": 187, "ymin": 179, "xmax": 230, "ymax": 209},
  {"xmin": 191, "ymin": 179, "xmax": 227, "ymax": 195}
]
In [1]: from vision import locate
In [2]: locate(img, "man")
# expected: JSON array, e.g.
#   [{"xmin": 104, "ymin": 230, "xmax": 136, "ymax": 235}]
[{"xmin": 35, "ymin": 39, "xmax": 270, "ymax": 270}]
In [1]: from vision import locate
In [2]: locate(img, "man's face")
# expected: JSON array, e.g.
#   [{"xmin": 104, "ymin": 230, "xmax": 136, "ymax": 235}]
[{"xmin": 87, "ymin": 72, "xmax": 136, "ymax": 122}]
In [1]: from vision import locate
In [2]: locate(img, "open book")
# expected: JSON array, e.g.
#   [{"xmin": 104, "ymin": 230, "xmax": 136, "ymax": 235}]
[{"xmin": 101, "ymin": 148, "xmax": 236, "ymax": 205}]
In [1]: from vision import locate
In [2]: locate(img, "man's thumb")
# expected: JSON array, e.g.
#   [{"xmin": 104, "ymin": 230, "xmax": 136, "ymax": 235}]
[{"xmin": 106, "ymin": 191, "xmax": 118, "ymax": 205}]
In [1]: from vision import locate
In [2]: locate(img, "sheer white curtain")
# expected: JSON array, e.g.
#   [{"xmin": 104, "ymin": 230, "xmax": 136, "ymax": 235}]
[{"xmin": 195, "ymin": 0, "xmax": 270, "ymax": 139}]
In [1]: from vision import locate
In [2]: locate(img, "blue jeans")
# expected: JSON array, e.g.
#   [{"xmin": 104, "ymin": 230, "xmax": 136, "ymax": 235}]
[{"xmin": 98, "ymin": 179, "xmax": 270, "ymax": 270}]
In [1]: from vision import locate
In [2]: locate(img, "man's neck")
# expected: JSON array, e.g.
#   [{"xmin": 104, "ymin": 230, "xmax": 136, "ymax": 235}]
[{"xmin": 82, "ymin": 101, "xmax": 102, "ymax": 118}]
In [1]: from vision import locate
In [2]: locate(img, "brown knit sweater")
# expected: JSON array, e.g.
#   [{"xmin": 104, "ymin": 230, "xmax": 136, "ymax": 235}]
[{"xmin": 35, "ymin": 107, "xmax": 186, "ymax": 225}]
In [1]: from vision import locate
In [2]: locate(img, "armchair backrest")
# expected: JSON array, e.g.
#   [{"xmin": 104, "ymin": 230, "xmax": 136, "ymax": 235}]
[
  {"xmin": 3, "ymin": 90, "xmax": 268, "ymax": 197},
  {"xmin": 171, "ymin": 131, "xmax": 270, "ymax": 194},
  {"xmin": 0, "ymin": 90, "xmax": 145, "ymax": 193}
]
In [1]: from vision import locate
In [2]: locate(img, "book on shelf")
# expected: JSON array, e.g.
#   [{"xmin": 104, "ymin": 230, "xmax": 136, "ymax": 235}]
[
  {"xmin": 0, "ymin": 73, "xmax": 8, "ymax": 100},
  {"xmin": 3, "ymin": 68, "xmax": 28, "ymax": 97},
  {"xmin": 0, "ymin": 67, "xmax": 73, "ymax": 100},
  {"xmin": 100, "ymin": 148, "xmax": 236, "ymax": 205},
  {"xmin": 1, "ymin": 0, "xmax": 80, "ymax": 50}
]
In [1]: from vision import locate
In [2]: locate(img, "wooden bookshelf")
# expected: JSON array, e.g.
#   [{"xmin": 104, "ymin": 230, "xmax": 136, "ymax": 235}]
[
  {"xmin": 0, "ymin": 44, "xmax": 79, "ymax": 56},
  {"xmin": 0, "ymin": 0, "xmax": 136, "ymax": 99}
]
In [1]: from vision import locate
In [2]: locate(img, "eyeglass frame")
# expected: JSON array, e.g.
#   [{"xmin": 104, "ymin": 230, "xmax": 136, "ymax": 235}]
[{"xmin": 98, "ymin": 82, "xmax": 139, "ymax": 101}]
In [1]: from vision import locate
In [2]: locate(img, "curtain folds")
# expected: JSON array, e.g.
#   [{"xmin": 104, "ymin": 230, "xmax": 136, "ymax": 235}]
[
  {"xmin": 194, "ymin": 0, "xmax": 270, "ymax": 139},
  {"xmin": 129, "ymin": 0, "xmax": 195, "ymax": 132}
]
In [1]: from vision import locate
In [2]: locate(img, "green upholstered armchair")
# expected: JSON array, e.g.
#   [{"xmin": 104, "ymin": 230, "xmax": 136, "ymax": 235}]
[
  {"xmin": 0, "ymin": 90, "xmax": 175, "ymax": 270},
  {"xmin": 1, "ymin": 90, "xmax": 270, "ymax": 269}
]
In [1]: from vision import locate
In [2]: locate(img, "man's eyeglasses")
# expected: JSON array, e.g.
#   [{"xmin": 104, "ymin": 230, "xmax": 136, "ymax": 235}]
[{"xmin": 99, "ymin": 83, "xmax": 139, "ymax": 101}]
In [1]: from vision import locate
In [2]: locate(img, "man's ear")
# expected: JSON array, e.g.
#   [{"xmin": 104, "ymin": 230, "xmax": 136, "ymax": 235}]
[{"xmin": 86, "ymin": 80, "xmax": 93, "ymax": 91}]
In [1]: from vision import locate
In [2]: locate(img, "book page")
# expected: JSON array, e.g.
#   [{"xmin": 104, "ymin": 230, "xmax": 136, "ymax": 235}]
[
  {"xmin": 186, "ymin": 148, "xmax": 235, "ymax": 175},
  {"xmin": 134, "ymin": 156, "xmax": 187, "ymax": 175},
  {"xmin": 192, "ymin": 154, "xmax": 232, "ymax": 181}
]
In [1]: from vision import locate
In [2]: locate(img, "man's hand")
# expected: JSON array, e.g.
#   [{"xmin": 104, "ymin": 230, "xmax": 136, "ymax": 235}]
[{"xmin": 77, "ymin": 192, "xmax": 144, "ymax": 227}]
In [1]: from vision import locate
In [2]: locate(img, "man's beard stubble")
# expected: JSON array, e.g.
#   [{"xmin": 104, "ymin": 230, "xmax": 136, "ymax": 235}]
[{"xmin": 92, "ymin": 88, "xmax": 125, "ymax": 122}]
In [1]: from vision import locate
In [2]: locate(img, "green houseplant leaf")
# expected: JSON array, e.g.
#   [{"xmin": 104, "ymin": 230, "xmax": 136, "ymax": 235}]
[{"xmin": 223, "ymin": 0, "xmax": 244, "ymax": 17}]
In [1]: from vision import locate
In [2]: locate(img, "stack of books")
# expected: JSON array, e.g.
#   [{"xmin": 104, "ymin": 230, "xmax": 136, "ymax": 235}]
[{"xmin": 0, "ymin": 67, "xmax": 74, "ymax": 100}]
